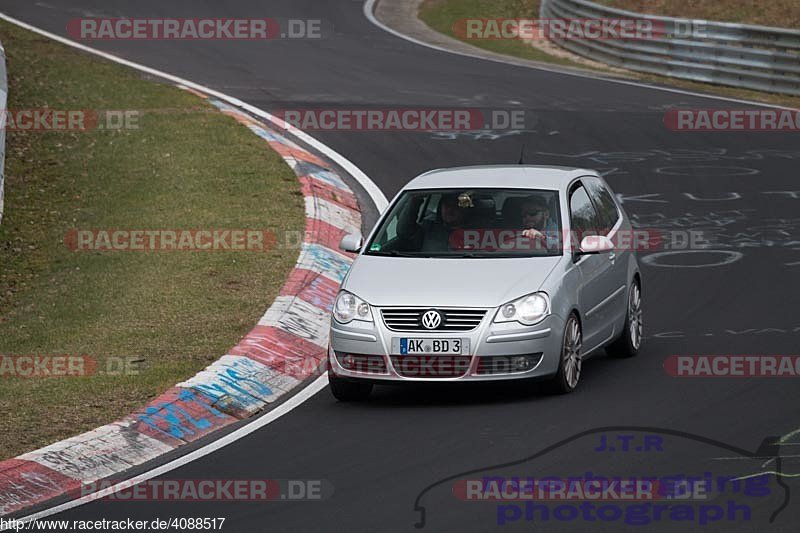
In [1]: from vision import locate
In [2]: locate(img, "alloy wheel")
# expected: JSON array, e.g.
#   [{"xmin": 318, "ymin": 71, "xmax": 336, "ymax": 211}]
[
  {"xmin": 629, "ymin": 283, "xmax": 643, "ymax": 350},
  {"xmin": 563, "ymin": 316, "xmax": 582, "ymax": 389}
]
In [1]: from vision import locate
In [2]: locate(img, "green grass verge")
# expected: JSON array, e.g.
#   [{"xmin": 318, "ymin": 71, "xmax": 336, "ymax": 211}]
[
  {"xmin": 419, "ymin": 0, "xmax": 800, "ymax": 108},
  {"xmin": 0, "ymin": 21, "xmax": 305, "ymax": 459},
  {"xmin": 420, "ymin": 0, "xmax": 581, "ymax": 67},
  {"xmin": 595, "ymin": 0, "xmax": 800, "ymax": 29}
]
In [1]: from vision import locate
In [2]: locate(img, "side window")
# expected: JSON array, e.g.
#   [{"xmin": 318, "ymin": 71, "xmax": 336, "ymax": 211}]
[
  {"xmin": 371, "ymin": 194, "xmax": 418, "ymax": 250},
  {"xmin": 584, "ymin": 177, "xmax": 620, "ymax": 235},
  {"xmin": 569, "ymin": 185, "xmax": 603, "ymax": 239},
  {"xmin": 385, "ymin": 217, "xmax": 398, "ymax": 240},
  {"xmin": 371, "ymin": 205, "xmax": 402, "ymax": 249}
]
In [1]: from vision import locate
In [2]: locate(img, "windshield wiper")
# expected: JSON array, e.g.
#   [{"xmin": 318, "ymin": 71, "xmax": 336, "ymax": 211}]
[
  {"xmin": 439, "ymin": 252, "xmax": 562, "ymax": 258},
  {"xmin": 367, "ymin": 250, "xmax": 430, "ymax": 258},
  {"xmin": 429, "ymin": 252, "xmax": 489, "ymax": 258}
]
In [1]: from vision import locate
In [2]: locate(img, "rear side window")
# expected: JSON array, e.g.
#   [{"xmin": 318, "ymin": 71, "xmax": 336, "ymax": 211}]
[
  {"xmin": 569, "ymin": 185, "xmax": 603, "ymax": 238},
  {"xmin": 583, "ymin": 177, "xmax": 620, "ymax": 235}
]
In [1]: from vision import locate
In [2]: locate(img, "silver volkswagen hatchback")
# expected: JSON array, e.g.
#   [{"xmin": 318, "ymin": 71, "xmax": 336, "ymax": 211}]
[{"xmin": 328, "ymin": 166, "xmax": 643, "ymax": 400}]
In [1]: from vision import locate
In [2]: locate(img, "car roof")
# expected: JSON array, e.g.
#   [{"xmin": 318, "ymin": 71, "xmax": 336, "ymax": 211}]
[{"xmin": 404, "ymin": 165, "xmax": 599, "ymax": 191}]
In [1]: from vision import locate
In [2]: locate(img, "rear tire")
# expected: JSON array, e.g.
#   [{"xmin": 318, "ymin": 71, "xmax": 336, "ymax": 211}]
[
  {"xmin": 547, "ymin": 313, "xmax": 582, "ymax": 394},
  {"xmin": 607, "ymin": 279, "xmax": 643, "ymax": 358},
  {"xmin": 329, "ymin": 373, "xmax": 373, "ymax": 401}
]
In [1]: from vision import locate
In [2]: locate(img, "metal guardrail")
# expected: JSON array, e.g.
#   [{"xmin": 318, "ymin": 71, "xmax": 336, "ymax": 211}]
[
  {"xmin": 0, "ymin": 40, "xmax": 6, "ymax": 224},
  {"xmin": 540, "ymin": 0, "xmax": 800, "ymax": 96}
]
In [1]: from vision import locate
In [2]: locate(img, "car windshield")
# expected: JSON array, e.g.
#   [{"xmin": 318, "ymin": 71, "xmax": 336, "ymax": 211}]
[{"xmin": 365, "ymin": 188, "xmax": 563, "ymax": 258}]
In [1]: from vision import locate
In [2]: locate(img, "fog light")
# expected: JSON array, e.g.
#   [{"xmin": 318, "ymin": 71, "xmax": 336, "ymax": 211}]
[
  {"xmin": 512, "ymin": 355, "xmax": 533, "ymax": 371},
  {"xmin": 342, "ymin": 354, "xmax": 356, "ymax": 369}
]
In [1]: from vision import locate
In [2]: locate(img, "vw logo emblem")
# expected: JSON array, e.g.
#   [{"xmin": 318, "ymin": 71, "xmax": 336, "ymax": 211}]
[{"xmin": 421, "ymin": 310, "xmax": 443, "ymax": 330}]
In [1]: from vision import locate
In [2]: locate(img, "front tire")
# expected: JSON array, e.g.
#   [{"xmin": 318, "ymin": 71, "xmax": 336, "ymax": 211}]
[
  {"xmin": 547, "ymin": 313, "xmax": 582, "ymax": 394},
  {"xmin": 329, "ymin": 373, "xmax": 373, "ymax": 401},
  {"xmin": 607, "ymin": 279, "xmax": 643, "ymax": 358}
]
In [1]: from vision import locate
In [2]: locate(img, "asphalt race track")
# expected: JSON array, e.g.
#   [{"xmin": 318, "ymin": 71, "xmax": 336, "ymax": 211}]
[{"xmin": 1, "ymin": 0, "xmax": 798, "ymax": 531}]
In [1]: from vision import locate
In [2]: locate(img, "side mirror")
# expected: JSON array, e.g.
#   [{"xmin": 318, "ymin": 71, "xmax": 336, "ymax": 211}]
[
  {"xmin": 578, "ymin": 235, "xmax": 614, "ymax": 255},
  {"xmin": 339, "ymin": 233, "xmax": 363, "ymax": 253}
]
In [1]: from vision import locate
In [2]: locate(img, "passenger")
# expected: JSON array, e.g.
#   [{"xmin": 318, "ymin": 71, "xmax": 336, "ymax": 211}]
[{"xmin": 520, "ymin": 196, "xmax": 558, "ymax": 249}]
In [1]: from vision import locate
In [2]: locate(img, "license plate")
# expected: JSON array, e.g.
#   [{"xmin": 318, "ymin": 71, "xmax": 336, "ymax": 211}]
[{"xmin": 392, "ymin": 338, "xmax": 469, "ymax": 355}]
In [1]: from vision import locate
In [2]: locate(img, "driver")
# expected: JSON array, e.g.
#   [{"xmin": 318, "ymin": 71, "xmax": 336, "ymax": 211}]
[
  {"xmin": 422, "ymin": 193, "xmax": 467, "ymax": 252},
  {"xmin": 397, "ymin": 192, "xmax": 469, "ymax": 252}
]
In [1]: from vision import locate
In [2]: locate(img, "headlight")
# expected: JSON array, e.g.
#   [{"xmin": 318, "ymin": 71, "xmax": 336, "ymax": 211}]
[
  {"xmin": 494, "ymin": 292, "xmax": 550, "ymax": 326},
  {"xmin": 333, "ymin": 290, "xmax": 373, "ymax": 324}
]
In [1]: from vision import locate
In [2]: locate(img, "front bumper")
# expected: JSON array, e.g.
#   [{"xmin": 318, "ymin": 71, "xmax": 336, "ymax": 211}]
[{"xmin": 328, "ymin": 311, "xmax": 564, "ymax": 382}]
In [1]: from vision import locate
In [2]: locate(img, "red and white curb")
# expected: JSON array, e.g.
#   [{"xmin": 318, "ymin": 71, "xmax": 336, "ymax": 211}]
[{"xmin": 0, "ymin": 89, "xmax": 363, "ymax": 517}]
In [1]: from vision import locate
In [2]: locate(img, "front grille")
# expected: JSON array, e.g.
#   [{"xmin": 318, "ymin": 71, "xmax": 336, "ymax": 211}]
[
  {"xmin": 390, "ymin": 355, "xmax": 472, "ymax": 378},
  {"xmin": 381, "ymin": 308, "xmax": 487, "ymax": 332},
  {"xmin": 335, "ymin": 352, "xmax": 388, "ymax": 374}
]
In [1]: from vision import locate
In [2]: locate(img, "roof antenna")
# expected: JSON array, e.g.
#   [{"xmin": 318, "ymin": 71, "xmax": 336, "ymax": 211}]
[{"xmin": 517, "ymin": 144, "xmax": 526, "ymax": 165}]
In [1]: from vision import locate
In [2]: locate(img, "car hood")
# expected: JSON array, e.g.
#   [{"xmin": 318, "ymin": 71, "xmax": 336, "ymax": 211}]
[{"xmin": 342, "ymin": 255, "xmax": 563, "ymax": 308}]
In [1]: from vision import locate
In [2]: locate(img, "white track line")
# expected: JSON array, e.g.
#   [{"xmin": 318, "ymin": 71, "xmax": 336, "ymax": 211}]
[
  {"xmin": 7, "ymin": 376, "xmax": 329, "ymax": 526},
  {"xmin": 0, "ymin": 11, "xmax": 387, "ymax": 525},
  {"xmin": 363, "ymin": 0, "xmax": 796, "ymax": 111}
]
